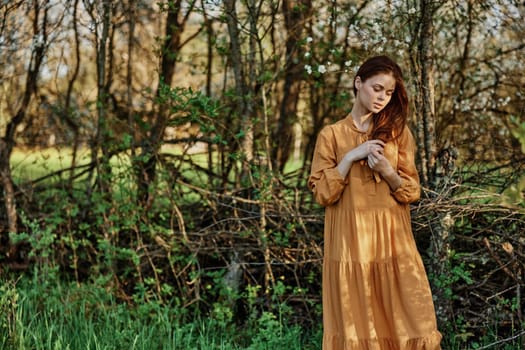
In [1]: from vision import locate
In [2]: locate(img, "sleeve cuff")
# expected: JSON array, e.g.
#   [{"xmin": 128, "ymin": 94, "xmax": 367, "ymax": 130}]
[{"xmin": 324, "ymin": 167, "xmax": 348, "ymax": 185}]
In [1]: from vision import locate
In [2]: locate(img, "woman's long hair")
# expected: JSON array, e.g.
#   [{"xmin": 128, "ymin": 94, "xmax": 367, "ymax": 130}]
[{"xmin": 353, "ymin": 56, "xmax": 409, "ymax": 142}]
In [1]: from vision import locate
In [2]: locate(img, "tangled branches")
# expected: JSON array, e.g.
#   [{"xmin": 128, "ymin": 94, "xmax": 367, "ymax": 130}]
[{"xmin": 413, "ymin": 183, "xmax": 524, "ymax": 344}]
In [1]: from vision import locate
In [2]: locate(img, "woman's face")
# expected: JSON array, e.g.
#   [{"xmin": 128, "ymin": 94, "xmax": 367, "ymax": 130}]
[{"xmin": 355, "ymin": 72, "xmax": 396, "ymax": 114}]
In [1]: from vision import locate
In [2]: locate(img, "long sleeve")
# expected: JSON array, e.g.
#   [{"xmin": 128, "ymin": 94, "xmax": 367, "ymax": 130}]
[
  {"xmin": 391, "ymin": 127, "xmax": 421, "ymax": 204},
  {"xmin": 308, "ymin": 126, "xmax": 347, "ymax": 207}
]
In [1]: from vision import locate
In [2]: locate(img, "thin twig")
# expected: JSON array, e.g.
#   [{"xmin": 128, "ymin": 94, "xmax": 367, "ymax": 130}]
[{"xmin": 474, "ymin": 330, "xmax": 525, "ymax": 350}]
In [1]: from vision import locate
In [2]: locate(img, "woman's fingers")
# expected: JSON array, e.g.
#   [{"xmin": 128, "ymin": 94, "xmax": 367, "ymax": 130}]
[
  {"xmin": 368, "ymin": 152, "xmax": 378, "ymax": 167},
  {"xmin": 370, "ymin": 139, "xmax": 385, "ymax": 147},
  {"xmin": 368, "ymin": 140, "xmax": 384, "ymax": 154},
  {"xmin": 352, "ymin": 140, "xmax": 385, "ymax": 162},
  {"xmin": 368, "ymin": 150, "xmax": 394, "ymax": 175},
  {"xmin": 369, "ymin": 147, "xmax": 383, "ymax": 158}
]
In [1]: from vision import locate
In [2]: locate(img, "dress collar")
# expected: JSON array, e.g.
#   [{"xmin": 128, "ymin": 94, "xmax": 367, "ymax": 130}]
[{"xmin": 344, "ymin": 115, "xmax": 373, "ymax": 135}]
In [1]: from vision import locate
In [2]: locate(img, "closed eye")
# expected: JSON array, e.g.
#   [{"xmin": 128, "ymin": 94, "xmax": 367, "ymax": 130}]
[{"xmin": 374, "ymin": 85, "xmax": 394, "ymax": 96}]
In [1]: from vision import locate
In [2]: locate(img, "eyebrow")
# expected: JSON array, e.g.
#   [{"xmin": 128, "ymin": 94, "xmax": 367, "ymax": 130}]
[{"xmin": 373, "ymin": 83, "xmax": 395, "ymax": 91}]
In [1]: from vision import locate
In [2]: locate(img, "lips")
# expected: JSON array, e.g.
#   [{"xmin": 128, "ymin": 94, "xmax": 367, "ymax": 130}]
[{"xmin": 373, "ymin": 103, "xmax": 383, "ymax": 109}]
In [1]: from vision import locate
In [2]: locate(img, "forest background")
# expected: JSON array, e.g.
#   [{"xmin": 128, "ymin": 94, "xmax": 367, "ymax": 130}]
[{"xmin": 0, "ymin": 0, "xmax": 524, "ymax": 348}]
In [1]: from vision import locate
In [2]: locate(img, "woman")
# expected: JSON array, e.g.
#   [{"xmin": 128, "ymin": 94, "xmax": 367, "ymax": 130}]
[{"xmin": 308, "ymin": 56, "xmax": 442, "ymax": 349}]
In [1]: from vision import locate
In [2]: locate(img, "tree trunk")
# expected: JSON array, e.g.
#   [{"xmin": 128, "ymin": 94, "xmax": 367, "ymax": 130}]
[
  {"xmin": 416, "ymin": 0, "xmax": 453, "ymax": 331},
  {"xmin": 272, "ymin": 0, "xmax": 311, "ymax": 171},
  {"xmin": 201, "ymin": 1, "xmax": 215, "ymax": 187},
  {"xmin": 0, "ymin": 0, "xmax": 47, "ymax": 256},
  {"xmin": 0, "ymin": 139, "xmax": 17, "ymax": 252},
  {"xmin": 417, "ymin": 0, "xmax": 437, "ymax": 188},
  {"xmin": 66, "ymin": 0, "xmax": 81, "ymax": 190},
  {"xmin": 126, "ymin": 0, "xmax": 136, "ymax": 160},
  {"xmin": 136, "ymin": 0, "xmax": 191, "ymax": 206},
  {"xmin": 224, "ymin": 0, "xmax": 254, "ymax": 164},
  {"xmin": 92, "ymin": 0, "xmax": 112, "ymax": 198}
]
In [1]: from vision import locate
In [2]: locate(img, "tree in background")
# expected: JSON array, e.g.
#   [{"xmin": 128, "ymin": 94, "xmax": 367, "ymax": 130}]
[
  {"xmin": 272, "ymin": 0, "xmax": 311, "ymax": 171},
  {"xmin": 135, "ymin": 0, "xmax": 200, "ymax": 206},
  {"xmin": 0, "ymin": 0, "xmax": 51, "ymax": 256}
]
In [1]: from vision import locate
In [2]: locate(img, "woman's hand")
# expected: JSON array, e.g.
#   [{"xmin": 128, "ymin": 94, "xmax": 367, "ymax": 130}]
[
  {"xmin": 367, "ymin": 148, "xmax": 392, "ymax": 175},
  {"xmin": 337, "ymin": 140, "xmax": 385, "ymax": 178},
  {"xmin": 368, "ymin": 149, "xmax": 402, "ymax": 191},
  {"xmin": 351, "ymin": 140, "xmax": 385, "ymax": 161}
]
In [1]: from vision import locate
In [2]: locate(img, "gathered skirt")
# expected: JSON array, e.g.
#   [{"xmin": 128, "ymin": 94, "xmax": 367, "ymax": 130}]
[{"xmin": 322, "ymin": 206, "xmax": 442, "ymax": 350}]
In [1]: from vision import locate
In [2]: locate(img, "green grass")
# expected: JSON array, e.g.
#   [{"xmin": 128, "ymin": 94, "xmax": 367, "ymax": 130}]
[
  {"xmin": 9, "ymin": 146, "xmax": 309, "ymax": 210},
  {"xmin": 1, "ymin": 276, "xmax": 321, "ymax": 350},
  {"xmin": 2, "ymin": 275, "xmax": 524, "ymax": 350},
  {"xmin": 10, "ymin": 146, "xmax": 306, "ymax": 181},
  {"xmin": 10, "ymin": 147, "xmax": 91, "ymax": 182}
]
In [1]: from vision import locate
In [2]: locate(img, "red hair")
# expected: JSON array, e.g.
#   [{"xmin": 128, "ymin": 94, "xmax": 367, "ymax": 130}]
[{"xmin": 353, "ymin": 56, "xmax": 409, "ymax": 142}]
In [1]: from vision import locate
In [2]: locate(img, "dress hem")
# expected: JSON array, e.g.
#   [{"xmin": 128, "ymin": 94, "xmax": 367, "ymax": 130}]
[{"xmin": 323, "ymin": 330, "xmax": 442, "ymax": 350}]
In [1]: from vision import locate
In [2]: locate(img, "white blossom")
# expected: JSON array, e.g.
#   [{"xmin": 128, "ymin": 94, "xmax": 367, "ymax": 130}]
[
  {"xmin": 306, "ymin": 36, "xmax": 313, "ymax": 43},
  {"xmin": 344, "ymin": 60, "xmax": 352, "ymax": 67},
  {"xmin": 318, "ymin": 65, "xmax": 327, "ymax": 74},
  {"xmin": 498, "ymin": 96, "xmax": 511, "ymax": 106},
  {"xmin": 304, "ymin": 51, "xmax": 311, "ymax": 58},
  {"xmin": 408, "ymin": 7, "xmax": 416, "ymax": 15},
  {"xmin": 304, "ymin": 64, "xmax": 312, "ymax": 74}
]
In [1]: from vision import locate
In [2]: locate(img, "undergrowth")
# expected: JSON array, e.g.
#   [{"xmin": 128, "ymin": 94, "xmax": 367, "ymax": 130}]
[{"xmin": 0, "ymin": 273, "xmax": 322, "ymax": 350}]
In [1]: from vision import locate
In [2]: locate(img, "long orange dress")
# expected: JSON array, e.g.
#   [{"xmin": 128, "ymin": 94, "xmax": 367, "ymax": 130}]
[{"xmin": 308, "ymin": 116, "xmax": 442, "ymax": 350}]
